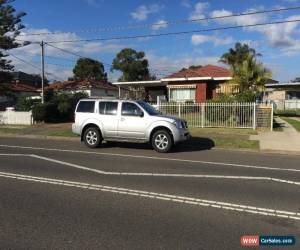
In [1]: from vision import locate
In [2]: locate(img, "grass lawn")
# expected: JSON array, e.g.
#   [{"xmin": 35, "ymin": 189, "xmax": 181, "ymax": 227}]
[
  {"xmin": 281, "ymin": 117, "xmax": 300, "ymax": 132},
  {"xmin": 0, "ymin": 126, "xmax": 26, "ymax": 134},
  {"xmin": 188, "ymin": 127, "xmax": 259, "ymax": 150},
  {"xmin": 0, "ymin": 123, "xmax": 78, "ymax": 137},
  {"xmin": 0, "ymin": 123, "xmax": 259, "ymax": 150}
]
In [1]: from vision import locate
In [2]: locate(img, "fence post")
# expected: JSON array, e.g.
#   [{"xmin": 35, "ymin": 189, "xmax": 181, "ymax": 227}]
[
  {"xmin": 201, "ymin": 103, "xmax": 205, "ymax": 128},
  {"xmin": 270, "ymin": 103, "xmax": 274, "ymax": 131},
  {"xmin": 178, "ymin": 103, "xmax": 181, "ymax": 117},
  {"xmin": 253, "ymin": 102, "xmax": 256, "ymax": 130}
]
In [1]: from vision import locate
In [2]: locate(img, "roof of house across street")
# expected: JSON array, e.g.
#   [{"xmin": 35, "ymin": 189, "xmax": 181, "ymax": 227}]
[{"xmin": 47, "ymin": 80, "xmax": 118, "ymax": 91}]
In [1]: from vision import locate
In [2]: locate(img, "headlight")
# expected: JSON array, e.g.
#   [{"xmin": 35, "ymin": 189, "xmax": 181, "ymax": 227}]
[{"xmin": 172, "ymin": 120, "xmax": 183, "ymax": 128}]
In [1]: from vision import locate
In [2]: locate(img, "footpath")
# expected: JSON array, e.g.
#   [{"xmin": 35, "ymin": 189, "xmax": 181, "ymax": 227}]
[{"xmin": 250, "ymin": 117, "xmax": 300, "ymax": 153}]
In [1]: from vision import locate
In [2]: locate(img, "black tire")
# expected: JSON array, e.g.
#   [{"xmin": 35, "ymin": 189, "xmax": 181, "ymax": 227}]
[
  {"xmin": 151, "ymin": 129, "xmax": 173, "ymax": 153},
  {"xmin": 83, "ymin": 126, "xmax": 102, "ymax": 148}
]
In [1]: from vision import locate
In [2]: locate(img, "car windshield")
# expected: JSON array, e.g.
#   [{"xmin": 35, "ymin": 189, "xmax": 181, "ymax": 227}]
[{"xmin": 137, "ymin": 101, "xmax": 160, "ymax": 116}]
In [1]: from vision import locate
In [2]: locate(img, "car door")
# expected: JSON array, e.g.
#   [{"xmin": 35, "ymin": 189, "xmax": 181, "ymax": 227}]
[
  {"xmin": 118, "ymin": 102, "xmax": 148, "ymax": 139},
  {"xmin": 98, "ymin": 101, "xmax": 119, "ymax": 138}
]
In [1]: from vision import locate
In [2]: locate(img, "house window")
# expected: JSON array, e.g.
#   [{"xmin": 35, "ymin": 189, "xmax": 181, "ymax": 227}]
[
  {"xmin": 286, "ymin": 91, "xmax": 300, "ymax": 100},
  {"xmin": 170, "ymin": 88, "xmax": 196, "ymax": 102}
]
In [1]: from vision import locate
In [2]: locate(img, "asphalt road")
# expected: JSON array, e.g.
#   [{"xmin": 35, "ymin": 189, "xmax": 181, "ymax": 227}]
[{"xmin": 0, "ymin": 136, "xmax": 299, "ymax": 249}]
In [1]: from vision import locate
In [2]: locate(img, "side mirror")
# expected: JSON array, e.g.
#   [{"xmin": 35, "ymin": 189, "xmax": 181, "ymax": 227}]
[{"xmin": 139, "ymin": 111, "xmax": 144, "ymax": 117}]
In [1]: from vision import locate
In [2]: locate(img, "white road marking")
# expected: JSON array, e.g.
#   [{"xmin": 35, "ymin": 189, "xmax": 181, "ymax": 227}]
[
  {"xmin": 1, "ymin": 144, "xmax": 300, "ymax": 173},
  {"xmin": 0, "ymin": 170, "xmax": 299, "ymax": 221},
  {"xmin": 1, "ymin": 153, "xmax": 300, "ymax": 186}
]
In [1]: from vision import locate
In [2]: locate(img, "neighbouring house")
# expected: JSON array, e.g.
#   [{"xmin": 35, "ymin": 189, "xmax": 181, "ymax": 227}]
[
  {"xmin": 263, "ymin": 82, "xmax": 300, "ymax": 109},
  {"xmin": 113, "ymin": 65, "xmax": 233, "ymax": 102},
  {"xmin": 46, "ymin": 80, "xmax": 119, "ymax": 97},
  {"xmin": 0, "ymin": 71, "xmax": 44, "ymax": 110},
  {"xmin": 263, "ymin": 82, "xmax": 300, "ymax": 101},
  {"xmin": 0, "ymin": 83, "xmax": 40, "ymax": 110}
]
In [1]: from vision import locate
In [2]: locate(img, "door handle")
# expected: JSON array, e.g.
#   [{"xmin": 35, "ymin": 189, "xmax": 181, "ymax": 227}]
[{"xmin": 120, "ymin": 117, "xmax": 125, "ymax": 122}]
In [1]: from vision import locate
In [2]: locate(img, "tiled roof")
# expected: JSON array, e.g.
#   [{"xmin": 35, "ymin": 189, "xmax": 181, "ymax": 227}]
[
  {"xmin": 47, "ymin": 80, "xmax": 118, "ymax": 91},
  {"xmin": 9, "ymin": 83, "xmax": 39, "ymax": 92},
  {"xmin": 166, "ymin": 64, "xmax": 232, "ymax": 79}
]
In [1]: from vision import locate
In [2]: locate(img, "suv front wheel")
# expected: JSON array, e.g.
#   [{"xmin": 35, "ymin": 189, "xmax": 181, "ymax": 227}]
[
  {"xmin": 152, "ymin": 130, "xmax": 173, "ymax": 153},
  {"xmin": 83, "ymin": 127, "xmax": 102, "ymax": 148}
]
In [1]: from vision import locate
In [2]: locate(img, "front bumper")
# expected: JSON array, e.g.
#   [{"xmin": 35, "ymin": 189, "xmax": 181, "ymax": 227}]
[{"xmin": 173, "ymin": 128, "xmax": 190, "ymax": 144}]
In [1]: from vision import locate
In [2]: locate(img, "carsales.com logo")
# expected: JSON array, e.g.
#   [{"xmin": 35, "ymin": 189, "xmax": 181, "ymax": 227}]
[{"xmin": 241, "ymin": 235, "xmax": 296, "ymax": 247}]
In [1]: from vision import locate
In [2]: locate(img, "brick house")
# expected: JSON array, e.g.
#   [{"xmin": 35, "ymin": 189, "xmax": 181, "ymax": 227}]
[{"xmin": 113, "ymin": 64, "xmax": 232, "ymax": 102}]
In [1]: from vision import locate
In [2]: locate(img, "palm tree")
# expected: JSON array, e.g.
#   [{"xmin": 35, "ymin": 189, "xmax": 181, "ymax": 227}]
[
  {"xmin": 220, "ymin": 43, "xmax": 270, "ymax": 91},
  {"xmin": 233, "ymin": 54, "xmax": 271, "ymax": 92},
  {"xmin": 220, "ymin": 43, "xmax": 261, "ymax": 70}
]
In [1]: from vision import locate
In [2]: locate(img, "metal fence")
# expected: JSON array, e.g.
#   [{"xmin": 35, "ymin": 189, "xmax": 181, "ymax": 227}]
[
  {"xmin": 154, "ymin": 102, "xmax": 273, "ymax": 130},
  {"xmin": 271, "ymin": 100, "xmax": 300, "ymax": 110}
]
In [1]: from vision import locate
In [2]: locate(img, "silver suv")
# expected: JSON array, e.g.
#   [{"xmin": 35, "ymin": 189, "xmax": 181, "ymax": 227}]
[{"xmin": 72, "ymin": 99, "xmax": 190, "ymax": 153}]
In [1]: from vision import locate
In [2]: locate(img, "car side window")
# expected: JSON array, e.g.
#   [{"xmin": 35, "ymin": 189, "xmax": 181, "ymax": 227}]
[
  {"xmin": 121, "ymin": 102, "xmax": 142, "ymax": 116},
  {"xmin": 76, "ymin": 101, "xmax": 95, "ymax": 113},
  {"xmin": 99, "ymin": 102, "xmax": 118, "ymax": 115}
]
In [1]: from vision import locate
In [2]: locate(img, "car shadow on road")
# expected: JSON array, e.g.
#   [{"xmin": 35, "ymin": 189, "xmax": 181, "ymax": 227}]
[
  {"xmin": 102, "ymin": 137, "xmax": 215, "ymax": 153},
  {"xmin": 171, "ymin": 137, "xmax": 215, "ymax": 153}
]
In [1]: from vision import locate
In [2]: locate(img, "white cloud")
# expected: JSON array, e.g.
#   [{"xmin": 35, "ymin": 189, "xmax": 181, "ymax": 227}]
[
  {"xmin": 9, "ymin": 28, "xmax": 127, "ymax": 81},
  {"xmin": 146, "ymin": 52, "xmax": 221, "ymax": 77},
  {"xmin": 191, "ymin": 34, "xmax": 234, "ymax": 46},
  {"xmin": 189, "ymin": 2, "xmax": 209, "ymax": 20},
  {"xmin": 131, "ymin": 4, "xmax": 163, "ymax": 21},
  {"xmin": 151, "ymin": 20, "xmax": 168, "ymax": 30},
  {"xmin": 246, "ymin": 15, "xmax": 300, "ymax": 55}
]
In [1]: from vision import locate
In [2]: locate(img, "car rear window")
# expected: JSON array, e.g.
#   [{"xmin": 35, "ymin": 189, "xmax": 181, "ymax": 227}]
[
  {"xmin": 99, "ymin": 102, "xmax": 118, "ymax": 115},
  {"xmin": 76, "ymin": 101, "xmax": 95, "ymax": 113}
]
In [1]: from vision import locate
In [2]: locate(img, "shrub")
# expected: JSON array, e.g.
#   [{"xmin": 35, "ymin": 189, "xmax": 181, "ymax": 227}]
[
  {"xmin": 209, "ymin": 93, "xmax": 234, "ymax": 103},
  {"xmin": 32, "ymin": 103, "xmax": 60, "ymax": 123},
  {"xmin": 15, "ymin": 96, "xmax": 39, "ymax": 111},
  {"xmin": 234, "ymin": 90, "xmax": 258, "ymax": 103},
  {"xmin": 32, "ymin": 92, "xmax": 89, "ymax": 123},
  {"xmin": 274, "ymin": 109, "xmax": 300, "ymax": 117},
  {"xmin": 32, "ymin": 103, "xmax": 47, "ymax": 122}
]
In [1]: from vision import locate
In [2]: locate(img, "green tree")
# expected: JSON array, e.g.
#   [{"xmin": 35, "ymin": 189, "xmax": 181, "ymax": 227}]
[
  {"xmin": 0, "ymin": 0, "xmax": 26, "ymax": 92},
  {"xmin": 220, "ymin": 43, "xmax": 270, "ymax": 91},
  {"xmin": 73, "ymin": 58, "xmax": 107, "ymax": 81},
  {"xmin": 220, "ymin": 43, "xmax": 260, "ymax": 71},
  {"xmin": 233, "ymin": 54, "xmax": 271, "ymax": 91},
  {"xmin": 111, "ymin": 48, "xmax": 151, "ymax": 81}
]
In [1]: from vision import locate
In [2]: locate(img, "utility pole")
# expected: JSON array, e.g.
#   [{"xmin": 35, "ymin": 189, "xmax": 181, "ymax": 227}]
[{"xmin": 40, "ymin": 40, "xmax": 45, "ymax": 104}]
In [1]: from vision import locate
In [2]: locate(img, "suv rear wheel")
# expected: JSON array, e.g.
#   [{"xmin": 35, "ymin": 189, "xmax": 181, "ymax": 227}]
[
  {"xmin": 152, "ymin": 129, "xmax": 173, "ymax": 153},
  {"xmin": 83, "ymin": 127, "xmax": 102, "ymax": 148}
]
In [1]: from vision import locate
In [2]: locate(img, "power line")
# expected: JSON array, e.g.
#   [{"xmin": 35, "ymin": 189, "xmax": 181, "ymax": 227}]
[
  {"xmin": 45, "ymin": 43, "xmax": 113, "ymax": 67},
  {"xmin": 46, "ymin": 42, "xmax": 112, "ymax": 67},
  {"xmin": 42, "ymin": 18, "xmax": 300, "ymax": 44},
  {"xmin": 6, "ymin": 52, "xmax": 64, "ymax": 81},
  {"xmin": 17, "ymin": 6, "xmax": 300, "ymax": 36},
  {"xmin": 45, "ymin": 43, "xmax": 173, "ymax": 79}
]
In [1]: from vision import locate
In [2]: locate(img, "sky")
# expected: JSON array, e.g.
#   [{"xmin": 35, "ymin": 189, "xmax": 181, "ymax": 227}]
[{"xmin": 8, "ymin": 0, "xmax": 300, "ymax": 82}]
